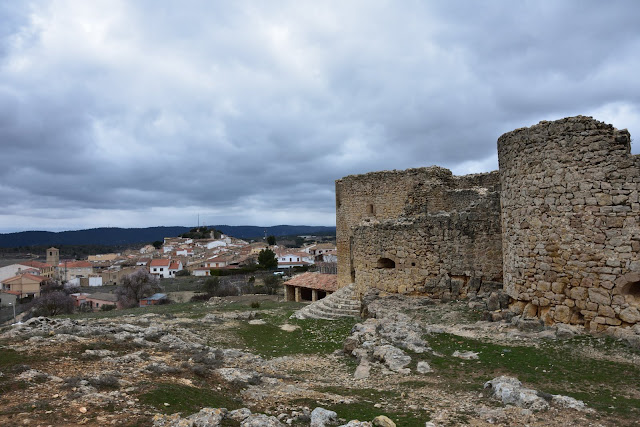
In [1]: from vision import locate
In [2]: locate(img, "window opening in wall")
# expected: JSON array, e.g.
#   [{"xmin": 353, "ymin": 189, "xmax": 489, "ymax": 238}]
[
  {"xmin": 621, "ymin": 281, "xmax": 640, "ymax": 299},
  {"xmin": 377, "ymin": 258, "xmax": 395, "ymax": 269},
  {"xmin": 411, "ymin": 262, "xmax": 416, "ymax": 266},
  {"xmin": 350, "ymin": 268, "xmax": 356, "ymax": 283},
  {"xmin": 367, "ymin": 204, "xmax": 374, "ymax": 215}
]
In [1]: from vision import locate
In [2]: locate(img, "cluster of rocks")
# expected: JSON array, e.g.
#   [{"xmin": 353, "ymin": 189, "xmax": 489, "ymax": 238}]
[
  {"xmin": 484, "ymin": 376, "xmax": 590, "ymax": 412},
  {"xmin": 344, "ymin": 309, "xmax": 432, "ymax": 377},
  {"xmin": 153, "ymin": 406, "xmax": 400, "ymax": 427}
]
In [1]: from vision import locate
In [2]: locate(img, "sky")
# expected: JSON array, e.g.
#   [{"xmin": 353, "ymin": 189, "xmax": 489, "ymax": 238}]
[{"xmin": 1, "ymin": 0, "xmax": 639, "ymax": 233}]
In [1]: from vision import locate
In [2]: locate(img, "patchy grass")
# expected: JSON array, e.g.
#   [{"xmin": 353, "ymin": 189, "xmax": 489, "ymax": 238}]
[
  {"xmin": 0, "ymin": 347, "xmax": 24, "ymax": 369},
  {"xmin": 139, "ymin": 383, "xmax": 243, "ymax": 415},
  {"xmin": 291, "ymin": 396, "xmax": 430, "ymax": 427},
  {"xmin": 236, "ymin": 314, "xmax": 357, "ymax": 358},
  {"xmin": 422, "ymin": 332, "xmax": 640, "ymax": 418}
]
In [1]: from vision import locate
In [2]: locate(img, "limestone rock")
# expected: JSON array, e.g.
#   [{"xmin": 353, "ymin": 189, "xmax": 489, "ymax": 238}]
[
  {"xmin": 310, "ymin": 407, "xmax": 338, "ymax": 427},
  {"xmin": 354, "ymin": 361, "xmax": 371, "ymax": 379},
  {"xmin": 372, "ymin": 415, "xmax": 396, "ymax": 427},
  {"xmin": 416, "ymin": 361, "xmax": 433, "ymax": 374},
  {"xmin": 241, "ymin": 414, "xmax": 284, "ymax": 426},
  {"xmin": 215, "ymin": 368, "xmax": 261, "ymax": 386},
  {"xmin": 372, "ymin": 345, "xmax": 411, "ymax": 373},
  {"xmin": 452, "ymin": 350, "xmax": 479, "ymax": 360},
  {"xmin": 484, "ymin": 376, "xmax": 549, "ymax": 411},
  {"xmin": 619, "ymin": 307, "xmax": 640, "ymax": 324}
]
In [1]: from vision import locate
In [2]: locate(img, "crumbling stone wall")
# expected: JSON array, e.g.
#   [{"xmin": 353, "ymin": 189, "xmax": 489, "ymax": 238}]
[
  {"xmin": 336, "ymin": 167, "xmax": 502, "ymax": 298},
  {"xmin": 499, "ymin": 116, "xmax": 640, "ymax": 330}
]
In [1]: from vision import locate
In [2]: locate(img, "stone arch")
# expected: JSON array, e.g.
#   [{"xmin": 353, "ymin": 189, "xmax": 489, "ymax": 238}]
[{"xmin": 377, "ymin": 258, "xmax": 395, "ymax": 269}]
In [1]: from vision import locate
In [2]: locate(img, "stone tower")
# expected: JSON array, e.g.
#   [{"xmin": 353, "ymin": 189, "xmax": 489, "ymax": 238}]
[
  {"xmin": 498, "ymin": 116, "xmax": 640, "ymax": 330},
  {"xmin": 46, "ymin": 247, "xmax": 59, "ymax": 267}
]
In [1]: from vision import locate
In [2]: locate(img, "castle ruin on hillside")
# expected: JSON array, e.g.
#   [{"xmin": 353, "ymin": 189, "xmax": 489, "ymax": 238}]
[{"xmin": 336, "ymin": 116, "xmax": 640, "ymax": 332}]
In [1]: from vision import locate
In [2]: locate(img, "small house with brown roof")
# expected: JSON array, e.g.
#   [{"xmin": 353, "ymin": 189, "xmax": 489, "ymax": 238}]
[
  {"xmin": 1, "ymin": 273, "xmax": 47, "ymax": 298},
  {"xmin": 204, "ymin": 256, "xmax": 229, "ymax": 269},
  {"xmin": 60, "ymin": 261, "xmax": 94, "ymax": 281},
  {"xmin": 85, "ymin": 293, "xmax": 121, "ymax": 310},
  {"xmin": 283, "ymin": 272, "xmax": 338, "ymax": 302}
]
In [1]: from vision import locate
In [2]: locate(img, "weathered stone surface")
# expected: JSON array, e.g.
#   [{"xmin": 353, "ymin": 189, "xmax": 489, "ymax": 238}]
[
  {"xmin": 498, "ymin": 116, "xmax": 639, "ymax": 328},
  {"xmin": 619, "ymin": 307, "xmax": 640, "ymax": 324},
  {"xmin": 336, "ymin": 167, "xmax": 502, "ymax": 299},
  {"xmin": 484, "ymin": 376, "xmax": 549, "ymax": 411},
  {"xmin": 372, "ymin": 415, "xmax": 396, "ymax": 427},
  {"xmin": 215, "ymin": 368, "xmax": 261, "ymax": 386},
  {"xmin": 372, "ymin": 345, "xmax": 411, "ymax": 373},
  {"xmin": 416, "ymin": 361, "xmax": 433, "ymax": 374},
  {"xmin": 452, "ymin": 350, "xmax": 479, "ymax": 360},
  {"xmin": 310, "ymin": 407, "xmax": 338, "ymax": 427}
]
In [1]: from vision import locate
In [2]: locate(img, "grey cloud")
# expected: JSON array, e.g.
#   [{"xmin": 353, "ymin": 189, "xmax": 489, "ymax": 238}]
[{"xmin": 1, "ymin": 1, "xmax": 639, "ymax": 232}]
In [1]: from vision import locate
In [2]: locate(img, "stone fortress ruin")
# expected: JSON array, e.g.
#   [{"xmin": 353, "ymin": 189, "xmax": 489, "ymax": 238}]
[{"xmin": 336, "ymin": 116, "xmax": 640, "ymax": 332}]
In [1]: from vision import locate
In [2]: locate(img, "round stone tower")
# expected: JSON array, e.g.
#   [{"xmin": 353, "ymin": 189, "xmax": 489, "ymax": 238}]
[{"xmin": 498, "ymin": 116, "xmax": 640, "ymax": 330}]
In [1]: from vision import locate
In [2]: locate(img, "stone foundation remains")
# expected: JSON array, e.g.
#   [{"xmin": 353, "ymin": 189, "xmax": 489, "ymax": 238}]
[{"xmin": 337, "ymin": 116, "xmax": 640, "ymax": 331}]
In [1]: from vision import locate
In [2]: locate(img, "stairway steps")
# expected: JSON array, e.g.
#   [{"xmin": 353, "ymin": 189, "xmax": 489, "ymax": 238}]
[{"xmin": 291, "ymin": 283, "xmax": 361, "ymax": 320}]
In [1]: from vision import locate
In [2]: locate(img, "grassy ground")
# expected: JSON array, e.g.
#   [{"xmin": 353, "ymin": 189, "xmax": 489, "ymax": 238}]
[
  {"xmin": 236, "ymin": 311, "xmax": 357, "ymax": 357},
  {"xmin": 421, "ymin": 332, "xmax": 640, "ymax": 418},
  {"xmin": 5, "ymin": 298, "xmax": 640, "ymax": 426}
]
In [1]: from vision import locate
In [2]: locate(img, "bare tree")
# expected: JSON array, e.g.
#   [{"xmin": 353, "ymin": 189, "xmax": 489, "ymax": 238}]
[
  {"xmin": 116, "ymin": 270, "xmax": 161, "ymax": 308},
  {"xmin": 31, "ymin": 291, "xmax": 75, "ymax": 316}
]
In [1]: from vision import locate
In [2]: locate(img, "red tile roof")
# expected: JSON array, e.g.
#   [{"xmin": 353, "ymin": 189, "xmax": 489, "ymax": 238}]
[
  {"xmin": 169, "ymin": 262, "xmax": 181, "ymax": 270},
  {"xmin": 206, "ymin": 256, "xmax": 229, "ymax": 262},
  {"xmin": 284, "ymin": 272, "xmax": 337, "ymax": 292},
  {"xmin": 20, "ymin": 260, "xmax": 52, "ymax": 268},
  {"xmin": 62, "ymin": 261, "xmax": 93, "ymax": 268},
  {"xmin": 150, "ymin": 259, "xmax": 171, "ymax": 267},
  {"xmin": 1, "ymin": 290, "xmax": 21, "ymax": 296}
]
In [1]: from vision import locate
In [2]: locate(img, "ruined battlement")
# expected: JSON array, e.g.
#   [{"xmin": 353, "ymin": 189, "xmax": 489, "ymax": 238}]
[
  {"xmin": 336, "ymin": 166, "xmax": 502, "ymax": 297},
  {"xmin": 338, "ymin": 116, "xmax": 640, "ymax": 331}
]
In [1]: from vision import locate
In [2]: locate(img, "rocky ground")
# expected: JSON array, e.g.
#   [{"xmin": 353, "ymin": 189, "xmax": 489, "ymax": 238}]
[{"xmin": 0, "ymin": 293, "xmax": 639, "ymax": 426}]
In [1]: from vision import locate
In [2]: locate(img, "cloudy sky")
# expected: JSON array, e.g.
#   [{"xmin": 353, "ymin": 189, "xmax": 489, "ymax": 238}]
[{"xmin": 1, "ymin": 0, "xmax": 639, "ymax": 233}]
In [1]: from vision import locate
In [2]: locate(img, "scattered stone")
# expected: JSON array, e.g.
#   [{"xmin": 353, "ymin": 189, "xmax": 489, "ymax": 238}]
[
  {"xmin": 372, "ymin": 345, "xmax": 411, "ymax": 374},
  {"xmin": 241, "ymin": 413, "xmax": 285, "ymax": 426},
  {"xmin": 216, "ymin": 368, "xmax": 261, "ymax": 386},
  {"xmin": 416, "ymin": 361, "xmax": 433, "ymax": 374},
  {"xmin": 372, "ymin": 415, "xmax": 396, "ymax": 427},
  {"xmin": 484, "ymin": 376, "xmax": 590, "ymax": 412},
  {"xmin": 280, "ymin": 323, "xmax": 299, "ymax": 332},
  {"xmin": 310, "ymin": 407, "xmax": 338, "ymax": 427},
  {"xmin": 354, "ymin": 361, "xmax": 371, "ymax": 379},
  {"xmin": 484, "ymin": 376, "xmax": 549, "ymax": 411},
  {"xmin": 228, "ymin": 408, "xmax": 252, "ymax": 422},
  {"xmin": 248, "ymin": 319, "xmax": 266, "ymax": 325},
  {"xmin": 452, "ymin": 350, "xmax": 479, "ymax": 360}
]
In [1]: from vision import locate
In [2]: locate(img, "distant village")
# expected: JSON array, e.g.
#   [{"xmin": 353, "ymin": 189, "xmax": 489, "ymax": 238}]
[{"xmin": 0, "ymin": 229, "xmax": 338, "ymax": 318}]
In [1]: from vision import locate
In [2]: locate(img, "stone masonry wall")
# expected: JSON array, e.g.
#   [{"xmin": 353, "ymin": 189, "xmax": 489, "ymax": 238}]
[
  {"xmin": 336, "ymin": 166, "xmax": 502, "ymax": 297},
  {"xmin": 351, "ymin": 193, "xmax": 503, "ymax": 298},
  {"xmin": 499, "ymin": 116, "xmax": 640, "ymax": 330}
]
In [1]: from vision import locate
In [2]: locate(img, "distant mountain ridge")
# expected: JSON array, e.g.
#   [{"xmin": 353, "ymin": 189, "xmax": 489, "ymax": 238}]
[{"xmin": 0, "ymin": 225, "xmax": 336, "ymax": 247}]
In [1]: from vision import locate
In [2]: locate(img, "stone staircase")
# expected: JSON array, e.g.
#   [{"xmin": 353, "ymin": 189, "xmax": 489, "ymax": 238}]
[{"xmin": 291, "ymin": 283, "xmax": 361, "ymax": 320}]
